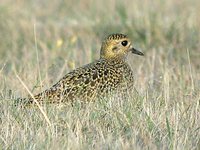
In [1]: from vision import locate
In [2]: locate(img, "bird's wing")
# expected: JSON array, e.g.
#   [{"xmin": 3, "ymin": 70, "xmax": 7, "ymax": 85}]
[{"xmin": 46, "ymin": 60, "xmax": 104, "ymax": 102}]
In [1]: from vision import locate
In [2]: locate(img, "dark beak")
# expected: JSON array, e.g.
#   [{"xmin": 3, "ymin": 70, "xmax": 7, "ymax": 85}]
[{"xmin": 131, "ymin": 48, "xmax": 144, "ymax": 56}]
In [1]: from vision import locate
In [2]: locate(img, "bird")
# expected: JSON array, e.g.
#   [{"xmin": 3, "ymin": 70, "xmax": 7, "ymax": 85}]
[{"xmin": 17, "ymin": 33, "xmax": 144, "ymax": 105}]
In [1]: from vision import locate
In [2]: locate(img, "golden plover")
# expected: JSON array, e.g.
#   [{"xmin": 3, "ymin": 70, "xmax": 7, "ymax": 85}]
[{"xmin": 19, "ymin": 33, "xmax": 144, "ymax": 105}]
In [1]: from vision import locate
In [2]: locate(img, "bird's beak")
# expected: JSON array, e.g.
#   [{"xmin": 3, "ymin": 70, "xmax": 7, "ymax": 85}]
[{"xmin": 130, "ymin": 47, "xmax": 144, "ymax": 56}]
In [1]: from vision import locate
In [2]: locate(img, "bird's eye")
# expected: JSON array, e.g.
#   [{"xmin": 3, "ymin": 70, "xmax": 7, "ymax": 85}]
[{"xmin": 121, "ymin": 40, "xmax": 128, "ymax": 46}]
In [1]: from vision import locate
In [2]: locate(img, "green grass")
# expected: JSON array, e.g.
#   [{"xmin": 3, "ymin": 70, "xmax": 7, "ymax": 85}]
[{"xmin": 0, "ymin": 0, "xmax": 200, "ymax": 149}]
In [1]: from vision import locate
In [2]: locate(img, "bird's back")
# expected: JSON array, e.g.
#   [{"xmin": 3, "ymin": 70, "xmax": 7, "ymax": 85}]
[{"xmin": 23, "ymin": 58, "xmax": 134, "ymax": 104}]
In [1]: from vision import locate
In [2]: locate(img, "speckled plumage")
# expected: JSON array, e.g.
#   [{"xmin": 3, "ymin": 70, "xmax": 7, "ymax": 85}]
[{"xmin": 19, "ymin": 33, "xmax": 144, "ymax": 105}]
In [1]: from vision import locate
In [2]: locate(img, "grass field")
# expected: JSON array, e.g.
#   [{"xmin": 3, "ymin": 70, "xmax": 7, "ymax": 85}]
[{"xmin": 0, "ymin": 0, "xmax": 200, "ymax": 149}]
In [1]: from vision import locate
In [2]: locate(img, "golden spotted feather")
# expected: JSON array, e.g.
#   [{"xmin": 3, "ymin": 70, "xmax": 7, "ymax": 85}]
[{"xmin": 17, "ymin": 33, "xmax": 144, "ymax": 105}]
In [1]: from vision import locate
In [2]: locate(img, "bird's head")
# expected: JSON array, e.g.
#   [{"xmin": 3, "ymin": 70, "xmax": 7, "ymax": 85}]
[{"xmin": 100, "ymin": 33, "xmax": 144, "ymax": 60}]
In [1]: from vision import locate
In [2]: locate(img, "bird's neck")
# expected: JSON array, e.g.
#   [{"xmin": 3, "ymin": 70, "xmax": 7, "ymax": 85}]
[{"xmin": 101, "ymin": 57, "xmax": 126, "ymax": 65}]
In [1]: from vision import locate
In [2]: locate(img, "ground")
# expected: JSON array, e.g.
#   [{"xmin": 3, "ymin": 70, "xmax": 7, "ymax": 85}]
[{"xmin": 0, "ymin": 0, "xmax": 199, "ymax": 149}]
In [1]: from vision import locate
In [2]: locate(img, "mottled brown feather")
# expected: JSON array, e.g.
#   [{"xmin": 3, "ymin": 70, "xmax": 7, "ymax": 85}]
[{"xmin": 17, "ymin": 33, "xmax": 143, "ymax": 105}]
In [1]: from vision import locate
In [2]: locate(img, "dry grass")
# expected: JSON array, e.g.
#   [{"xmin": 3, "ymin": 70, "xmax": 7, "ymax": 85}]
[{"xmin": 0, "ymin": 0, "xmax": 200, "ymax": 149}]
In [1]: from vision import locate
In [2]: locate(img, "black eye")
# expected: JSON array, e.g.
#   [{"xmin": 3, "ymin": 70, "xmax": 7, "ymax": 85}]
[{"xmin": 121, "ymin": 40, "xmax": 128, "ymax": 46}]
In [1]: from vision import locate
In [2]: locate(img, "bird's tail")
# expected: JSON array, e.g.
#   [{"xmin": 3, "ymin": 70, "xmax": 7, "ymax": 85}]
[
  {"xmin": 15, "ymin": 97, "xmax": 34, "ymax": 106},
  {"xmin": 15, "ymin": 88, "xmax": 61, "ymax": 106}
]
